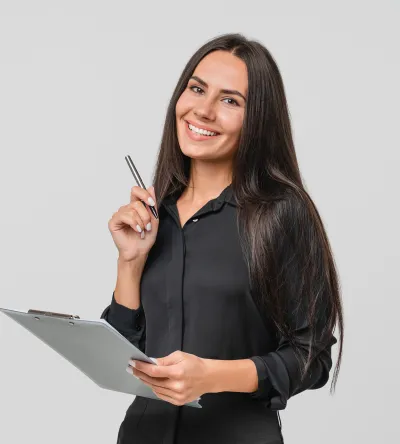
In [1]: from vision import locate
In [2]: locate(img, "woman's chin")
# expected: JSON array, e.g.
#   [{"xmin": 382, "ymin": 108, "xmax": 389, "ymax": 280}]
[
  {"xmin": 181, "ymin": 150, "xmax": 210, "ymax": 160},
  {"xmin": 179, "ymin": 142, "xmax": 209, "ymax": 157}
]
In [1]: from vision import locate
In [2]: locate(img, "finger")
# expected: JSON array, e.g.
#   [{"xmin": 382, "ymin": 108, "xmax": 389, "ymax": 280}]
[
  {"xmin": 131, "ymin": 365, "xmax": 171, "ymax": 383},
  {"xmin": 151, "ymin": 389, "xmax": 181, "ymax": 406},
  {"xmin": 146, "ymin": 186, "xmax": 159, "ymax": 222},
  {"xmin": 132, "ymin": 360, "xmax": 174, "ymax": 379},
  {"xmin": 133, "ymin": 370, "xmax": 183, "ymax": 397},
  {"xmin": 128, "ymin": 201, "xmax": 152, "ymax": 232},
  {"xmin": 132, "ymin": 369, "xmax": 171, "ymax": 390},
  {"xmin": 130, "ymin": 186, "xmax": 157, "ymax": 209},
  {"xmin": 116, "ymin": 210, "xmax": 145, "ymax": 234},
  {"xmin": 148, "ymin": 186, "xmax": 157, "ymax": 210},
  {"xmin": 151, "ymin": 385, "xmax": 184, "ymax": 402}
]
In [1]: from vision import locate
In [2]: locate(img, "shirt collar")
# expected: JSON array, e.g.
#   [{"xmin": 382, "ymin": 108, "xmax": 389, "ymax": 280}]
[{"xmin": 161, "ymin": 183, "xmax": 237, "ymax": 211}]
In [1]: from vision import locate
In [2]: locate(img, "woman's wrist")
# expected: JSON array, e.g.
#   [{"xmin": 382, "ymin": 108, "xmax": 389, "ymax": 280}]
[
  {"xmin": 117, "ymin": 255, "xmax": 147, "ymax": 276},
  {"xmin": 203, "ymin": 358, "xmax": 259, "ymax": 394},
  {"xmin": 114, "ymin": 257, "xmax": 146, "ymax": 310}
]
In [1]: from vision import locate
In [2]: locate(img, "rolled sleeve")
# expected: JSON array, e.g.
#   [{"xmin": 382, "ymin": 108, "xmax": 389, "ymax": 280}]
[
  {"xmin": 249, "ymin": 332, "xmax": 337, "ymax": 410},
  {"xmin": 101, "ymin": 292, "xmax": 146, "ymax": 352},
  {"xmin": 248, "ymin": 356, "xmax": 274, "ymax": 404}
]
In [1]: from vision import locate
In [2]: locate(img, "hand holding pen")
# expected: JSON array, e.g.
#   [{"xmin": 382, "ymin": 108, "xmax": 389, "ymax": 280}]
[{"xmin": 108, "ymin": 155, "xmax": 159, "ymax": 263}]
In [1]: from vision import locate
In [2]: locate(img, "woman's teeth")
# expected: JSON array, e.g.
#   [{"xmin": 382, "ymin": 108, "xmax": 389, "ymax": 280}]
[{"xmin": 188, "ymin": 123, "xmax": 218, "ymax": 136}]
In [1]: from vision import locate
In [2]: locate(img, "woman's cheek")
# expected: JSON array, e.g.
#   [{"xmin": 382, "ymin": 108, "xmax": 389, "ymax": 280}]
[
  {"xmin": 176, "ymin": 92, "xmax": 194, "ymax": 116},
  {"xmin": 218, "ymin": 109, "xmax": 244, "ymax": 135}
]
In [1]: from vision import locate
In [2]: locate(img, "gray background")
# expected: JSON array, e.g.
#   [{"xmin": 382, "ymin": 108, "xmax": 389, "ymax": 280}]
[{"xmin": 0, "ymin": 1, "xmax": 398, "ymax": 442}]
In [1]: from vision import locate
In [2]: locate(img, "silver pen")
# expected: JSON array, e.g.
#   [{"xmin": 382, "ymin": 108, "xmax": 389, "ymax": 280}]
[{"xmin": 125, "ymin": 155, "xmax": 158, "ymax": 219}]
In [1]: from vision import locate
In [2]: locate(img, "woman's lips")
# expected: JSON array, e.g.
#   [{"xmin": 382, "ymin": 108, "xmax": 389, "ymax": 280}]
[{"xmin": 184, "ymin": 121, "xmax": 221, "ymax": 141}]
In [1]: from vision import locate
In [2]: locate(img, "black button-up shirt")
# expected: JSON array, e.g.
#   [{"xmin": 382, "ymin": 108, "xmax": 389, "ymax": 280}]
[{"xmin": 101, "ymin": 184, "xmax": 335, "ymax": 444}]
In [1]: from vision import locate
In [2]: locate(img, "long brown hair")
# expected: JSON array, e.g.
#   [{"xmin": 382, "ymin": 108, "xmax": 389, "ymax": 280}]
[{"xmin": 151, "ymin": 33, "xmax": 343, "ymax": 394}]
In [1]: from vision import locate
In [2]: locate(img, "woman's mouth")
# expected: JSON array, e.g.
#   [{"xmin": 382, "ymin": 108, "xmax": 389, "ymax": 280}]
[{"xmin": 184, "ymin": 121, "xmax": 221, "ymax": 141}]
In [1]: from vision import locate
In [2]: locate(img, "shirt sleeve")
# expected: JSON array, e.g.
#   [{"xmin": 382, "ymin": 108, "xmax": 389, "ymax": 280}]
[
  {"xmin": 248, "ymin": 330, "xmax": 337, "ymax": 410},
  {"xmin": 100, "ymin": 292, "xmax": 146, "ymax": 353}
]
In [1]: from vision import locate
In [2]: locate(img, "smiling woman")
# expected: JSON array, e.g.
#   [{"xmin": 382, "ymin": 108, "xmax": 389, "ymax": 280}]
[
  {"xmin": 175, "ymin": 50, "xmax": 247, "ymax": 160},
  {"xmin": 102, "ymin": 32, "xmax": 344, "ymax": 444}
]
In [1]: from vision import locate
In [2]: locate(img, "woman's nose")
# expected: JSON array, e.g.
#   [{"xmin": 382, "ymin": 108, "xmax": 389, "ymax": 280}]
[{"xmin": 193, "ymin": 97, "xmax": 216, "ymax": 121}]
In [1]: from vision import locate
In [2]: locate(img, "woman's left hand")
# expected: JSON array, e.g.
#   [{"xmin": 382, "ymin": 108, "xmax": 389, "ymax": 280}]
[{"xmin": 127, "ymin": 351, "xmax": 211, "ymax": 406}]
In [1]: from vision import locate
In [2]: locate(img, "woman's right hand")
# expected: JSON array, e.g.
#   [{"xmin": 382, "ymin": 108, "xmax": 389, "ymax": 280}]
[{"xmin": 108, "ymin": 186, "xmax": 159, "ymax": 263}]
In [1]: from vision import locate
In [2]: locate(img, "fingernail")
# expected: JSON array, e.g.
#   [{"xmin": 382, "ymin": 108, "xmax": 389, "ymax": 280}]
[
  {"xmin": 126, "ymin": 366, "xmax": 139, "ymax": 379},
  {"xmin": 129, "ymin": 359, "xmax": 136, "ymax": 368},
  {"xmin": 146, "ymin": 222, "xmax": 152, "ymax": 231},
  {"xmin": 140, "ymin": 231, "xmax": 145, "ymax": 239},
  {"xmin": 136, "ymin": 224, "xmax": 142, "ymax": 233},
  {"xmin": 148, "ymin": 197, "xmax": 155, "ymax": 206}
]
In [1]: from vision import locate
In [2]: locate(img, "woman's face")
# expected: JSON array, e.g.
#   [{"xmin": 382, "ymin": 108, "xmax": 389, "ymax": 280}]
[{"xmin": 175, "ymin": 50, "xmax": 248, "ymax": 162}]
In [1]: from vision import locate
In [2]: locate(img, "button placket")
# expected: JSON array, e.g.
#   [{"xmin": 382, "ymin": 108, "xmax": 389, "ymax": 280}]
[{"xmin": 135, "ymin": 312, "xmax": 141, "ymax": 330}]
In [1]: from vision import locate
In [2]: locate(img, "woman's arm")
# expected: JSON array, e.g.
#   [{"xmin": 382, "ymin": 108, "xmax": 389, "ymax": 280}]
[
  {"xmin": 101, "ymin": 291, "xmax": 146, "ymax": 353},
  {"xmin": 204, "ymin": 194, "xmax": 338, "ymax": 410},
  {"xmin": 100, "ymin": 258, "xmax": 146, "ymax": 353},
  {"xmin": 203, "ymin": 331, "xmax": 336, "ymax": 410},
  {"xmin": 247, "ymin": 331, "xmax": 337, "ymax": 409},
  {"xmin": 203, "ymin": 358, "xmax": 259, "ymax": 394}
]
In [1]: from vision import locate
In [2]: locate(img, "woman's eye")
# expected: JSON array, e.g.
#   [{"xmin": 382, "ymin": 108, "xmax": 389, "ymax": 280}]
[
  {"xmin": 189, "ymin": 85, "xmax": 239, "ymax": 106},
  {"xmin": 189, "ymin": 85, "xmax": 203, "ymax": 94},
  {"xmin": 223, "ymin": 98, "xmax": 239, "ymax": 106}
]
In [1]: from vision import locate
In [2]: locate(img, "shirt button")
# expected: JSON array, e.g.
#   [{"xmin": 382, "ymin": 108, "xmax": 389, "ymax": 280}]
[
  {"xmin": 192, "ymin": 218, "xmax": 198, "ymax": 222},
  {"xmin": 136, "ymin": 325, "xmax": 142, "ymax": 331},
  {"xmin": 135, "ymin": 313, "xmax": 140, "ymax": 319}
]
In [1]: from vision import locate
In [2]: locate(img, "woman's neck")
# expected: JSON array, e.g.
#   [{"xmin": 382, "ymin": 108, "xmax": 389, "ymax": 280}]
[{"xmin": 181, "ymin": 160, "xmax": 232, "ymax": 205}]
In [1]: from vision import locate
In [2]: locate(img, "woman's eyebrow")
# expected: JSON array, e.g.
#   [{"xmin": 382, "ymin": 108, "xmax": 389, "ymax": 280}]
[{"xmin": 189, "ymin": 75, "xmax": 247, "ymax": 102}]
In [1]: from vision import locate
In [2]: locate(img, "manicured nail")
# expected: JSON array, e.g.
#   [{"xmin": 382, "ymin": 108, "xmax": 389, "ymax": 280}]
[
  {"xmin": 140, "ymin": 231, "xmax": 145, "ymax": 239},
  {"xmin": 126, "ymin": 367, "xmax": 139, "ymax": 379},
  {"xmin": 148, "ymin": 197, "xmax": 155, "ymax": 206},
  {"xmin": 129, "ymin": 359, "xmax": 136, "ymax": 368},
  {"xmin": 146, "ymin": 222, "xmax": 151, "ymax": 231},
  {"xmin": 136, "ymin": 224, "xmax": 142, "ymax": 233}
]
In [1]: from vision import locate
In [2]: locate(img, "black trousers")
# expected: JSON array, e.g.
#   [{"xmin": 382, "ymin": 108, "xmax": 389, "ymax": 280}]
[{"xmin": 116, "ymin": 393, "xmax": 284, "ymax": 444}]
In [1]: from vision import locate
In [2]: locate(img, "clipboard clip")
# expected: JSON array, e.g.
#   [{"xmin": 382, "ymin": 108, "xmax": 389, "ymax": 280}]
[{"xmin": 28, "ymin": 309, "xmax": 80, "ymax": 320}]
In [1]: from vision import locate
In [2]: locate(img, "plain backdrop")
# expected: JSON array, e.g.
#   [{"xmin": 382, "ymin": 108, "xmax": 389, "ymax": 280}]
[{"xmin": 0, "ymin": 1, "xmax": 399, "ymax": 443}]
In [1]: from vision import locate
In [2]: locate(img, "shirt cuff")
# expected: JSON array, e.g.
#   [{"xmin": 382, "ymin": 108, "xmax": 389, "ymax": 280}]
[
  {"xmin": 101, "ymin": 291, "xmax": 144, "ymax": 333},
  {"xmin": 248, "ymin": 356, "xmax": 273, "ymax": 404}
]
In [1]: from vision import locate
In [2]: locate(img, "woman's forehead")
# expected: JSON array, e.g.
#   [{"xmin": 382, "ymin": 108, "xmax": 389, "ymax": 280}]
[{"xmin": 192, "ymin": 51, "xmax": 248, "ymax": 95}]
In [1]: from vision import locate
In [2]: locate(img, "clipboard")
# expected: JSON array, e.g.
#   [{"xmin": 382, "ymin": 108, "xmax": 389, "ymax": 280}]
[{"xmin": 0, "ymin": 306, "xmax": 202, "ymax": 408}]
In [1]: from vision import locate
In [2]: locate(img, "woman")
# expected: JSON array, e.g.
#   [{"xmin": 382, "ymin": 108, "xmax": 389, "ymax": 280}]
[{"xmin": 101, "ymin": 33, "xmax": 344, "ymax": 444}]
